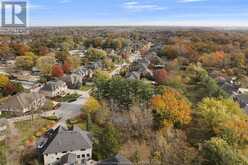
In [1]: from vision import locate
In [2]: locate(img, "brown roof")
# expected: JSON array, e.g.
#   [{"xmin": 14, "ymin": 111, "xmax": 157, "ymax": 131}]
[{"xmin": 0, "ymin": 92, "xmax": 44, "ymax": 112}]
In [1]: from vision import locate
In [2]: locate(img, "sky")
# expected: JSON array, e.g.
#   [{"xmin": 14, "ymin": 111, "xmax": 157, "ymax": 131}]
[{"xmin": 26, "ymin": 0, "xmax": 248, "ymax": 26}]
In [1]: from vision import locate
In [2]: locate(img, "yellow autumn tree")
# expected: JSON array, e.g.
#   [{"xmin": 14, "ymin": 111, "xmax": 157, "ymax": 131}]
[
  {"xmin": 0, "ymin": 74, "xmax": 10, "ymax": 88},
  {"xmin": 197, "ymin": 98, "xmax": 248, "ymax": 146},
  {"xmin": 151, "ymin": 88, "xmax": 192, "ymax": 129},
  {"xmin": 83, "ymin": 97, "xmax": 102, "ymax": 114}
]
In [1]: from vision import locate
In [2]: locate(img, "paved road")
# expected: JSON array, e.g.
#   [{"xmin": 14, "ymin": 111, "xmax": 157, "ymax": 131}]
[{"xmin": 53, "ymin": 90, "xmax": 90, "ymax": 128}]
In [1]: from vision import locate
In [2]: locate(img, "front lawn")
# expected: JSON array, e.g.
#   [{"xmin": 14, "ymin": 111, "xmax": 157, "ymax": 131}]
[
  {"xmin": 80, "ymin": 84, "xmax": 94, "ymax": 91},
  {"xmin": 57, "ymin": 93, "xmax": 80, "ymax": 102}
]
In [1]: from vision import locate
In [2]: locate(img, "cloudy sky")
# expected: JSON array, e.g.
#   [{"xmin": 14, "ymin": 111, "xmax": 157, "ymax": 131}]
[{"xmin": 28, "ymin": 0, "xmax": 248, "ymax": 26}]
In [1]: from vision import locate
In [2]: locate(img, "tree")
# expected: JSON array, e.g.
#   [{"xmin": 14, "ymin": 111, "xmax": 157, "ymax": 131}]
[
  {"xmin": 36, "ymin": 55, "xmax": 56, "ymax": 76},
  {"xmin": 201, "ymin": 137, "xmax": 248, "ymax": 165},
  {"xmin": 56, "ymin": 51, "xmax": 70, "ymax": 62},
  {"xmin": 82, "ymin": 97, "xmax": 102, "ymax": 131},
  {"xmin": 38, "ymin": 47, "xmax": 49, "ymax": 56},
  {"xmin": 186, "ymin": 64, "xmax": 228, "ymax": 102},
  {"xmin": 13, "ymin": 43, "xmax": 30, "ymax": 56},
  {"xmin": 52, "ymin": 64, "xmax": 64, "ymax": 77},
  {"xmin": 195, "ymin": 98, "xmax": 248, "ymax": 146},
  {"xmin": 86, "ymin": 48, "xmax": 107, "ymax": 60},
  {"xmin": 62, "ymin": 61, "xmax": 72, "ymax": 74},
  {"xmin": 150, "ymin": 88, "xmax": 192, "ymax": 129},
  {"xmin": 0, "ymin": 74, "xmax": 9, "ymax": 88},
  {"xmin": 153, "ymin": 69, "xmax": 168, "ymax": 84},
  {"xmin": 160, "ymin": 45, "xmax": 179, "ymax": 59},
  {"xmin": 15, "ymin": 56, "xmax": 34, "ymax": 70},
  {"xmin": 93, "ymin": 70, "xmax": 111, "ymax": 83},
  {"xmin": 12, "ymin": 82, "xmax": 24, "ymax": 93},
  {"xmin": 83, "ymin": 97, "xmax": 102, "ymax": 114},
  {"xmin": 200, "ymin": 51, "xmax": 226, "ymax": 67},
  {"xmin": 3, "ymin": 82, "xmax": 16, "ymax": 96},
  {"xmin": 95, "ymin": 77, "xmax": 153, "ymax": 110},
  {"xmin": 64, "ymin": 55, "xmax": 80, "ymax": 70},
  {"xmin": 93, "ymin": 124, "xmax": 121, "ymax": 160}
]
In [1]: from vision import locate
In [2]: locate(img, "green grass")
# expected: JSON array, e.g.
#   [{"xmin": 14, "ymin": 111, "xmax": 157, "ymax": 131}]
[
  {"xmin": 80, "ymin": 84, "xmax": 94, "ymax": 91},
  {"xmin": 58, "ymin": 93, "xmax": 80, "ymax": 102},
  {"xmin": 0, "ymin": 141, "xmax": 7, "ymax": 165},
  {"xmin": 15, "ymin": 118, "xmax": 55, "ymax": 145}
]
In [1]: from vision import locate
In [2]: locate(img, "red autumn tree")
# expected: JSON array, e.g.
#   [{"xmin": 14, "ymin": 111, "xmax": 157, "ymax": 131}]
[
  {"xmin": 63, "ymin": 61, "xmax": 72, "ymax": 73},
  {"xmin": 52, "ymin": 64, "xmax": 64, "ymax": 77},
  {"xmin": 13, "ymin": 43, "xmax": 30, "ymax": 56},
  {"xmin": 153, "ymin": 69, "xmax": 168, "ymax": 84},
  {"xmin": 3, "ymin": 82, "xmax": 16, "ymax": 96}
]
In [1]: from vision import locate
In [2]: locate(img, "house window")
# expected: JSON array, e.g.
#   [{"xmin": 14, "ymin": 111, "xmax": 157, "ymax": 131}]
[
  {"xmin": 80, "ymin": 149, "xmax": 85, "ymax": 151},
  {"xmin": 56, "ymin": 158, "xmax": 60, "ymax": 160},
  {"xmin": 82, "ymin": 154, "xmax": 85, "ymax": 158},
  {"xmin": 87, "ymin": 153, "xmax": 90, "ymax": 157},
  {"xmin": 77, "ymin": 155, "xmax": 80, "ymax": 158},
  {"xmin": 62, "ymin": 151, "xmax": 67, "ymax": 153}
]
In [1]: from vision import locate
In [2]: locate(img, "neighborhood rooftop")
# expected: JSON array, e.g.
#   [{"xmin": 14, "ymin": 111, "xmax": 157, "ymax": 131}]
[{"xmin": 38, "ymin": 126, "xmax": 92, "ymax": 154}]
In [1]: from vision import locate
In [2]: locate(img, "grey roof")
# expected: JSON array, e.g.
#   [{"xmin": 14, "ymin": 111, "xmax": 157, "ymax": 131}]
[
  {"xmin": 60, "ymin": 153, "xmax": 77, "ymax": 165},
  {"xmin": 126, "ymin": 71, "xmax": 141, "ymax": 80},
  {"xmin": 98, "ymin": 155, "xmax": 132, "ymax": 165},
  {"xmin": 41, "ymin": 81, "xmax": 66, "ymax": 91},
  {"xmin": 235, "ymin": 94, "xmax": 248, "ymax": 107},
  {"xmin": 62, "ymin": 74, "xmax": 82, "ymax": 89},
  {"xmin": 0, "ymin": 92, "xmax": 44, "ymax": 111},
  {"xmin": 74, "ymin": 67, "xmax": 89, "ymax": 77},
  {"xmin": 40, "ymin": 126, "xmax": 92, "ymax": 154},
  {"xmin": 0, "ymin": 118, "xmax": 7, "ymax": 127}
]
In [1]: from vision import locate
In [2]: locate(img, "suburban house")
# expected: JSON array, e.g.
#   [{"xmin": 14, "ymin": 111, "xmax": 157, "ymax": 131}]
[
  {"xmin": 126, "ymin": 58, "xmax": 153, "ymax": 80},
  {"xmin": 74, "ymin": 66, "xmax": 93, "ymax": 82},
  {"xmin": 62, "ymin": 74, "xmax": 82, "ymax": 89},
  {"xmin": 37, "ymin": 126, "xmax": 93, "ymax": 165},
  {"xmin": 97, "ymin": 155, "xmax": 132, "ymax": 165},
  {"xmin": 126, "ymin": 71, "xmax": 141, "ymax": 80},
  {"xmin": 0, "ymin": 118, "xmax": 7, "ymax": 141},
  {"xmin": 40, "ymin": 81, "xmax": 68, "ymax": 98},
  {"xmin": 0, "ymin": 92, "xmax": 46, "ymax": 116}
]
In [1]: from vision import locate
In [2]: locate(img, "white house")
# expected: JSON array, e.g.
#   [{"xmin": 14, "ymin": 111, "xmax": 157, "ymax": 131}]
[
  {"xmin": 37, "ymin": 126, "xmax": 93, "ymax": 165},
  {"xmin": 40, "ymin": 81, "xmax": 68, "ymax": 98}
]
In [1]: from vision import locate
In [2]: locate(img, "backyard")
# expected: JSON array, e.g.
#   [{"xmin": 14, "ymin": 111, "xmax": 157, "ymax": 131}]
[{"xmin": 4, "ymin": 118, "xmax": 55, "ymax": 165}]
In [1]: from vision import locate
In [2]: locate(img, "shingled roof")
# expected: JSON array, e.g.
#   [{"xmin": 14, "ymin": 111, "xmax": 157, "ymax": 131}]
[
  {"xmin": 0, "ymin": 92, "xmax": 44, "ymax": 111},
  {"xmin": 39, "ymin": 126, "xmax": 92, "ymax": 154},
  {"xmin": 41, "ymin": 80, "xmax": 66, "ymax": 91}
]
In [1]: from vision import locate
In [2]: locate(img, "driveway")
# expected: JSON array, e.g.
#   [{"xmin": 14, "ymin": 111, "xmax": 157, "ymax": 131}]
[{"xmin": 53, "ymin": 91, "xmax": 90, "ymax": 127}]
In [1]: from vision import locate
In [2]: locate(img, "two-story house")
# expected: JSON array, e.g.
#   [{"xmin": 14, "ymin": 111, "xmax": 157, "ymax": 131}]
[
  {"xmin": 37, "ymin": 126, "xmax": 92, "ymax": 165},
  {"xmin": 40, "ymin": 81, "xmax": 68, "ymax": 98},
  {"xmin": 0, "ymin": 92, "xmax": 46, "ymax": 116}
]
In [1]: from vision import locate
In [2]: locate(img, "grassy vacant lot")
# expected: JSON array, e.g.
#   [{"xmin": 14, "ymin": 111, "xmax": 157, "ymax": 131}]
[
  {"xmin": 4, "ymin": 117, "xmax": 56, "ymax": 165},
  {"xmin": 15, "ymin": 117, "xmax": 55, "ymax": 146}
]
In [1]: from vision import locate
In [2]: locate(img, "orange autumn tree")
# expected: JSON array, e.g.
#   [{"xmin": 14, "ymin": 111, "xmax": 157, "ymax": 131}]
[
  {"xmin": 201, "ymin": 51, "xmax": 225, "ymax": 67},
  {"xmin": 150, "ymin": 88, "xmax": 192, "ymax": 129},
  {"xmin": 212, "ymin": 51, "xmax": 225, "ymax": 65}
]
